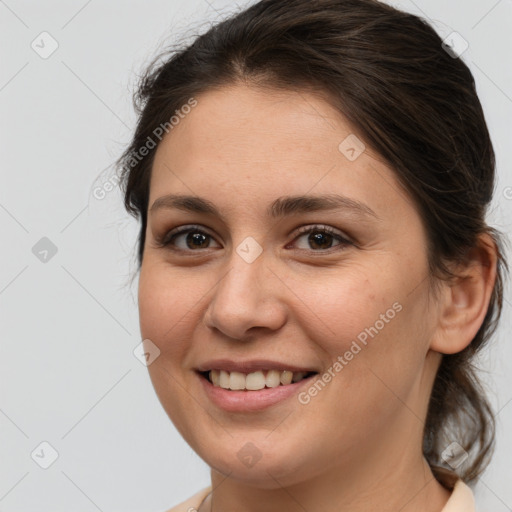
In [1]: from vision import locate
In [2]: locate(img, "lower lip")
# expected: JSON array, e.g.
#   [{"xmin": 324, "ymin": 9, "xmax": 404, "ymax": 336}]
[{"xmin": 198, "ymin": 372, "xmax": 316, "ymax": 412}]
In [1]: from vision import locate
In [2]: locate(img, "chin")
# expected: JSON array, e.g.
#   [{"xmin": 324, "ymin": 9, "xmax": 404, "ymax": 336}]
[{"xmin": 196, "ymin": 435, "xmax": 323, "ymax": 489}]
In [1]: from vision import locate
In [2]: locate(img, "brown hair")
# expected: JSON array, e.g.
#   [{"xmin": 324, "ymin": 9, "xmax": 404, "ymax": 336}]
[{"xmin": 116, "ymin": 0, "xmax": 508, "ymax": 483}]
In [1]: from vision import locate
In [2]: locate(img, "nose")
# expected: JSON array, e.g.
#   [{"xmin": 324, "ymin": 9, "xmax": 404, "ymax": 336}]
[{"xmin": 202, "ymin": 249, "xmax": 287, "ymax": 341}]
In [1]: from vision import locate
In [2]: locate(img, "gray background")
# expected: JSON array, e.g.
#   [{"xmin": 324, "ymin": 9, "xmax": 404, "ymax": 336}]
[{"xmin": 0, "ymin": 0, "xmax": 510, "ymax": 510}]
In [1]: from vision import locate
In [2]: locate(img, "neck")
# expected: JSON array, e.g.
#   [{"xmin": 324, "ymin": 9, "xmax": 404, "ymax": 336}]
[
  {"xmin": 204, "ymin": 456, "xmax": 450, "ymax": 512},
  {"xmin": 200, "ymin": 420, "xmax": 450, "ymax": 512}
]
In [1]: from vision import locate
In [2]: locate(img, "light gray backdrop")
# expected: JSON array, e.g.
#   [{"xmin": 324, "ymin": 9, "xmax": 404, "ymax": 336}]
[{"xmin": 1, "ymin": 0, "xmax": 511, "ymax": 510}]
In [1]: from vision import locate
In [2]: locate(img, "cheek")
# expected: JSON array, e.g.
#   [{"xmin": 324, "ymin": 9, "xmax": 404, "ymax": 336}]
[
  {"xmin": 299, "ymin": 264, "xmax": 431, "ymax": 399},
  {"xmin": 137, "ymin": 264, "xmax": 202, "ymax": 432},
  {"xmin": 295, "ymin": 267, "xmax": 401, "ymax": 351},
  {"xmin": 137, "ymin": 262, "xmax": 204, "ymax": 348}
]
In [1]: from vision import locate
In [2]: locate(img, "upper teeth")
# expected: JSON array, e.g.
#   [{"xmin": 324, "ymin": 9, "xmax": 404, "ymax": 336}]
[{"xmin": 209, "ymin": 370, "xmax": 310, "ymax": 390}]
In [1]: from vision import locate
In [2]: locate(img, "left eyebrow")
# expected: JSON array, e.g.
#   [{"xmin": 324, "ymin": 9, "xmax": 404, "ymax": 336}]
[
  {"xmin": 267, "ymin": 194, "xmax": 379, "ymax": 220},
  {"xmin": 149, "ymin": 193, "xmax": 379, "ymax": 220}
]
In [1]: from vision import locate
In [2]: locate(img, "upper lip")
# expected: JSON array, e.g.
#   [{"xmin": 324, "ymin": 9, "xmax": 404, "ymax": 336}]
[{"xmin": 196, "ymin": 359, "xmax": 318, "ymax": 374}]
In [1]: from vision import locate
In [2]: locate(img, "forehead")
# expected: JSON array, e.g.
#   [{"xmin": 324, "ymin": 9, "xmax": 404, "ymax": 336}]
[
  {"xmin": 149, "ymin": 84, "xmax": 413, "ymax": 220},
  {"xmin": 157, "ymin": 85, "xmax": 348, "ymax": 159}
]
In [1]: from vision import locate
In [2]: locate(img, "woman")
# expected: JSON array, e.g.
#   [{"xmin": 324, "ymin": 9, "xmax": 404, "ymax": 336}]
[{"xmin": 116, "ymin": 0, "xmax": 508, "ymax": 510}]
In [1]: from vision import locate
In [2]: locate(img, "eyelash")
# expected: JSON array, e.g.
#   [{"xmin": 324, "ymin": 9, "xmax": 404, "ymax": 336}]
[{"xmin": 155, "ymin": 224, "xmax": 353, "ymax": 253}]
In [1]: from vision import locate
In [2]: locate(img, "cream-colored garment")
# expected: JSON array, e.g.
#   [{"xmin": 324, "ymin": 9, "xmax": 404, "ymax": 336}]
[
  {"xmin": 165, "ymin": 485, "xmax": 210, "ymax": 512},
  {"xmin": 166, "ymin": 479, "xmax": 475, "ymax": 511}
]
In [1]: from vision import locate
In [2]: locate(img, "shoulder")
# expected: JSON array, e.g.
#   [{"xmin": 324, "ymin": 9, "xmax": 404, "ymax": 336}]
[
  {"xmin": 441, "ymin": 480, "xmax": 475, "ymax": 512},
  {"xmin": 163, "ymin": 486, "xmax": 212, "ymax": 512}
]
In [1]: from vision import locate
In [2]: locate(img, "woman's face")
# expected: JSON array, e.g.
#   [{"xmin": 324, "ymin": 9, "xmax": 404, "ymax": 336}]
[{"xmin": 138, "ymin": 84, "xmax": 443, "ymax": 487}]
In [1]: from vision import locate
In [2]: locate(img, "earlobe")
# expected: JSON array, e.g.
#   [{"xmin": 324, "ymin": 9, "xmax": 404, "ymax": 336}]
[{"xmin": 430, "ymin": 234, "xmax": 497, "ymax": 355}]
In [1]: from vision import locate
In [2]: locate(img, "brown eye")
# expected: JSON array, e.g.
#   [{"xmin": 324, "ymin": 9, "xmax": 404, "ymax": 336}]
[
  {"xmin": 158, "ymin": 226, "xmax": 221, "ymax": 251},
  {"xmin": 308, "ymin": 231, "xmax": 335, "ymax": 250},
  {"xmin": 184, "ymin": 232, "xmax": 210, "ymax": 249},
  {"xmin": 292, "ymin": 225, "xmax": 352, "ymax": 252}
]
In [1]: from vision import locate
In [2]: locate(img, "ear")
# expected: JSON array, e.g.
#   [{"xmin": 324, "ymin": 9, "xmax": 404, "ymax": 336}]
[{"xmin": 430, "ymin": 233, "xmax": 498, "ymax": 355}]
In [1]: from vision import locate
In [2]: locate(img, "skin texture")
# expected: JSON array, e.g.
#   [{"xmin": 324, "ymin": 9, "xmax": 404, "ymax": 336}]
[{"xmin": 138, "ymin": 84, "xmax": 496, "ymax": 512}]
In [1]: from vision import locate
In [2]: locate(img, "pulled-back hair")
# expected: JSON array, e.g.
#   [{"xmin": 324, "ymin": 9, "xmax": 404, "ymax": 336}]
[{"xmin": 116, "ymin": 0, "xmax": 508, "ymax": 483}]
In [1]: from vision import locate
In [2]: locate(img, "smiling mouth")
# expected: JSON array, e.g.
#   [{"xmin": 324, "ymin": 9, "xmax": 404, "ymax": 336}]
[{"xmin": 199, "ymin": 369, "xmax": 318, "ymax": 391}]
